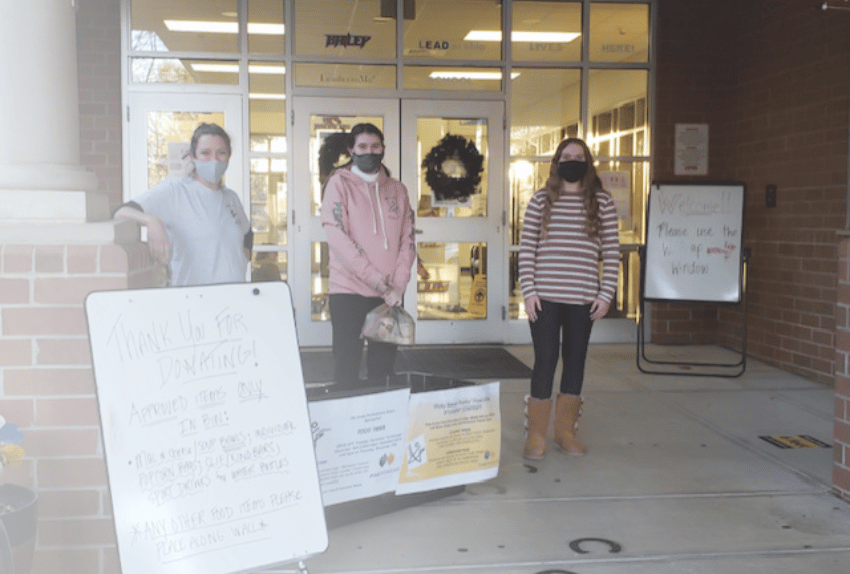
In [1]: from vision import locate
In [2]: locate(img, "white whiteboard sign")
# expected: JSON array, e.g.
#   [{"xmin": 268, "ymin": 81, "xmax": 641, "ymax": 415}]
[
  {"xmin": 85, "ymin": 282, "xmax": 327, "ymax": 574},
  {"xmin": 644, "ymin": 183, "xmax": 745, "ymax": 303}
]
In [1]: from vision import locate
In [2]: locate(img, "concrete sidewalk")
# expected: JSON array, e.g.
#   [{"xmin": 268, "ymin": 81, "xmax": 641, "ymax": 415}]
[{"xmin": 276, "ymin": 344, "xmax": 850, "ymax": 574}]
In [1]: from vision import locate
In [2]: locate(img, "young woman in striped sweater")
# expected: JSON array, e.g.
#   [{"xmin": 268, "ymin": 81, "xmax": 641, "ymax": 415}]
[{"xmin": 518, "ymin": 138, "xmax": 620, "ymax": 460}]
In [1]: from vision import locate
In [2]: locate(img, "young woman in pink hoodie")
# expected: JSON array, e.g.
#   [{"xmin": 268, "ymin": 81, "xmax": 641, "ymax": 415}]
[{"xmin": 320, "ymin": 123, "xmax": 416, "ymax": 388}]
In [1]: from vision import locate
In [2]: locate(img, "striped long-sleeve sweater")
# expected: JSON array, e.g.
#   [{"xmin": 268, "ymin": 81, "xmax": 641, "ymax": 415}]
[{"xmin": 519, "ymin": 188, "xmax": 620, "ymax": 305}]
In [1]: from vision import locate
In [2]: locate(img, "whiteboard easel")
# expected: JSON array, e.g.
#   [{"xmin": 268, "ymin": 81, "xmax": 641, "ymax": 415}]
[
  {"xmin": 85, "ymin": 282, "xmax": 328, "ymax": 574},
  {"xmin": 637, "ymin": 182, "xmax": 749, "ymax": 377}
]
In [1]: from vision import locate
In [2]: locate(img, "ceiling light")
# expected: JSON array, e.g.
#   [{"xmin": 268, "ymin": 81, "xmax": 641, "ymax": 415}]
[
  {"xmin": 429, "ymin": 71, "xmax": 520, "ymax": 81},
  {"xmin": 189, "ymin": 63, "xmax": 285, "ymax": 74},
  {"xmin": 249, "ymin": 93, "xmax": 286, "ymax": 100},
  {"xmin": 248, "ymin": 23, "xmax": 286, "ymax": 35},
  {"xmin": 464, "ymin": 30, "xmax": 580, "ymax": 43},
  {"xmin": 249, "ymin": 64, "xmax": 286, "ymax": 75},
  {"xmin": 164, "ymin": 20, "xmax": 284, "ymax": 35},
  {"xmin": 190, "ymin": 63, "xmax": 239, "ymax": 73}
]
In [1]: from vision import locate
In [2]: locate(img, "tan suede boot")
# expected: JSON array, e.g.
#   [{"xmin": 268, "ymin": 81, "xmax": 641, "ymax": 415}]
[
  {"xmin": 523, "ymin": 396, "xmax": 552, "ymax": 460},
  {"xmin": 554, "ymin": 394, "xmax": 586, "ymax": 456}
]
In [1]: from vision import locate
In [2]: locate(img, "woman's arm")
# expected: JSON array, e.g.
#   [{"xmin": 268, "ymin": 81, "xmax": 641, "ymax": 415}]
[
  {"xmin": 591, "ymin": 193, "xmax": 621, "ymax": 321},
  {"xmin": 518, "ymin": 193, "xmax": 544, "ymax": 320},
  {"xmin": 114, "ymin": 204, "xmax": 171, "ymax": 265},
  {"xmin": 390, "ymin": 187, "xmax": 417, "ymax": 296}
]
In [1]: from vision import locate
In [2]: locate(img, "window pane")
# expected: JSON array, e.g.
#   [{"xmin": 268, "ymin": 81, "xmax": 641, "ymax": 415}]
[
  {"xmin": 404, "ymin": 66, "xmax": 506, "ymax": 92},
  {"xmin": 250, "ymin": 158, "xmax": 287, "ymax": 247},
  {"xmin": 251, "ymin": 250, "xmax": 286, "ymax": 282},
  {"xmin": 588, "ymin": 70, "xmax": 648, "ymax": 156},
  {"xmin": 294, "ymin": 0, "xmax": 395, "ymax": 59},
  {"xmin": 417, "ymin": 242, "xmax": 488, "ymax": 320},
  {"xmin": 249, "ymin": 0, "xmax": 285, "ymax": 54},
  {"xmin": 512, "ymin": 1, "xmax": 582, "ymax": 62},
  {"xmin": 250, "ymin": 64, "xmax": 286, "ymax": 138},
  {"xmin": 295, "ymin": 63, "xmax": 396, "ymax": 90},
  {"xmin": 509, "ymin": 158, "xmax": 551, "ymax": 248},
  {"xmin": 596, "ymin": 160, "xmax": 649, "ymax": 241},
  {"xmin": 311, "ymin": 242, "xmax": 330, "ymax": 322},
  {"xmin": 510, "ymin": 68, "xmax": 581, "ymax": 156},
  {"xmin": 131, "ymin": 59, "xmax": 241, "ymax": 84},
  {"xmin": 404, "ymin": 0, "xmax": 501, "ymax": 61},
  {"xmin": 509, "ymin": 68, "xmax": 581, "ymax": 252},
  {"xmin": 589, "ymin": 2, "xmax": 649, "ymax": 63},
  {"xmin": 416, "ymin": 116, "xmax": 489, "ymax": 218},
  {"xmin": 589, "ymin": 69, "xmax": 648, "ymax": 241},
  {"xmin": 131, "ymin": 0, "xmax": 239, "ymax": 53}
]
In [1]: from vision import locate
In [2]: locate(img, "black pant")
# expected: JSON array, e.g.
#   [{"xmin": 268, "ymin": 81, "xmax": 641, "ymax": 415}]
[
  {"xmin": 329, "ymin": 293, "xmax": 398, "ymax": 387},
  {"xmin": 529, "ymin": 299, "xmax": 594, "ymax": 399}
]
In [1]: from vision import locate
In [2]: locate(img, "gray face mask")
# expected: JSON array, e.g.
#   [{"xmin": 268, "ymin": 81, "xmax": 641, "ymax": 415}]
[
  {"xmin": 194, "ymin": 159, "xmax": 229, "ymax": 185},
  {"xmin": 351, "ymin": 152, "xmax": 383, "ymax": 174}
]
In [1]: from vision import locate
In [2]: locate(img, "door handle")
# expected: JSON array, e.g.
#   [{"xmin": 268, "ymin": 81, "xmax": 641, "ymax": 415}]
[{"xmin": 415, "ymin": 228, "xmax": 423, "ymax": 234}]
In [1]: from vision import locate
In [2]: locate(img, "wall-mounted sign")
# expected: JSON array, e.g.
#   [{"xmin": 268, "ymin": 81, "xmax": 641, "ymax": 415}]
[
  {"xmin": 318, "ymin": 73, "xmax": 377, "ymax": 86},
  {"xmin": 411, "ymin": 40, "xmax": 487, "ymax": 55},
  {"xmin": 528, "ymin": 43, "xmax": 563, "ymax": 52},
  {"xmin": 601, "ymin": 44, "xmax": 635, "ymax": 54},
  {"xmin": 325, "ymin": 34, "xmax": 371, "ymax": 49},
  {"xmin": 674, "ymin": 123, "xmax": 709, "ymax": 176}
]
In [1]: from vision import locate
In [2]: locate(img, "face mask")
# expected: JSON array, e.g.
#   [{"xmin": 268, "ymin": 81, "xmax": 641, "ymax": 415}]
[
  {"xmin": 194, "ymin": 159, "xmax": 229, "ymax": 185},
  {"xmin": 558, "ymin": 160, "xmax": 588, "ymax": 183},
  {"xmin": 351, "ymin": 152, "xmax": 383, "ymax": 174}
]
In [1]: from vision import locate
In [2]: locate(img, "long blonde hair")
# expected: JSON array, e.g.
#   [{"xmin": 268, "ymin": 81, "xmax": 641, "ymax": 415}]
[{"xmin": 539, "ymin": 138, "xmax": 606, "ymax": 240}]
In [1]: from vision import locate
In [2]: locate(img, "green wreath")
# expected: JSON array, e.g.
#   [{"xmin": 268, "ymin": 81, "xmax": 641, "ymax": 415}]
[{"xmin": 421, "ymin": 134, "xmax": 484, "ymax": 202}]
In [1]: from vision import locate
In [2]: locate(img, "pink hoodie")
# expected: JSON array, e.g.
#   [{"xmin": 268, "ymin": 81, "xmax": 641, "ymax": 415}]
[{"xmin": 320, "ymin": 165, "xmax": 416, "ymax": 298}]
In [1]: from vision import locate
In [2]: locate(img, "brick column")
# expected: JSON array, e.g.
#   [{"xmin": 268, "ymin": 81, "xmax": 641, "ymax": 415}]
[{"xmin": 834, "ymin": 234, "xmax": 850, "ymax": 500}]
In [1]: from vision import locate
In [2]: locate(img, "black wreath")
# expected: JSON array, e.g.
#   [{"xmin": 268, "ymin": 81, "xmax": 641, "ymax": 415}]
[{"xmin": 421, "ymin": 134, "xmax": 484, "ymax": 202}]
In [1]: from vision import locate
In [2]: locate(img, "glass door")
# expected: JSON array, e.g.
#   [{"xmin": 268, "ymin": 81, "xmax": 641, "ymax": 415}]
[
  {"xmin": 291, "ymin": 98, "xmax": 401, "ymax": 347},
  {"xmin": 401, "ymin": 100, "xmax": 505, "ymax": 344},
  {"xmin": 126, "ymin": 93, "xmax": 244, "ymax": 206}
]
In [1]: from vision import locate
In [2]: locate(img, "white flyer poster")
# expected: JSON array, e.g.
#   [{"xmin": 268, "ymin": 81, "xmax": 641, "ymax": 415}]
[
  {"xmin": 396, "ymin": 382, "xmax": 500, "ymax": 495},
  {"xmin": 674, "ymin": 123, "xmax": 709, "ymax": 176},
  {"xmin": 308, "ymin": 389, "xmax": 410, "ymax": 506},
  {"xmin": 598, "ymin": 170, "xmax": 631, "ymax": 224}
]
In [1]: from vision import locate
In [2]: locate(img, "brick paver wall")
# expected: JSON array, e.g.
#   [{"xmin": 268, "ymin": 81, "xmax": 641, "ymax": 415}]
[
  {"xmin": 835, "ymin": 237, "xmax": 850, "ymax": 500},
  {"xmin": 656, "ymin": 0, "xmax": 850, "ymax": 385},
  {"xmin": 0, "ymin": 240, "xmax": 154, "ymax": 573}
]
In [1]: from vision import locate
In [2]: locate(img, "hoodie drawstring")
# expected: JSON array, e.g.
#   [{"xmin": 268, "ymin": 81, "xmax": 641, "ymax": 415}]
[{"xmin": 366, "ymin": 179, "xmax": 389, "ymax": 250}]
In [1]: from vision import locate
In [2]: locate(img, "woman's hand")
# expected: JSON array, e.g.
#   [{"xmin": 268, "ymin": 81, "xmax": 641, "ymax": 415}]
[
  {"xmin": 590, "ymin": 297, "xmax": 611, "ymax": 321},
  {"xmin": 145, "ymin": 216, "xmax": 172, "ymax": 265},
  {"xmin": 114, "ymin": 206, "xmax": 171, "ymax": 266},
  {"xmin": 382, "ymin": 287, "xmax": 403, "ymax": 308},
  {"xmin": 524, "ymin": 294, "xmax": 542, "ymax": 322}
]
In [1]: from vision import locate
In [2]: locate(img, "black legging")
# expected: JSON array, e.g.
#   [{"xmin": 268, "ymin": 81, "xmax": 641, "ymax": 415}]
[
  {"xmin": 329, "ymin": 293, "xmax": 398, "ymax": 386},
  {"xmin": 529, "ymin": 299, "xmax": 594, "ymax": 399}
]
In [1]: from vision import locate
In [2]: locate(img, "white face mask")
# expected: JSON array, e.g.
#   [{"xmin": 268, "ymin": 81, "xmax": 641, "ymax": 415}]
[{"xmin": 194, "ymin": 159, "xmax": 229, "ymax": 185}]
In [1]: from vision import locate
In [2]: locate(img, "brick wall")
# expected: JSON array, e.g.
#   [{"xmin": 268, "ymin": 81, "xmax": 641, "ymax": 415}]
[
  {"xmin": 77, "ymin": 0, "xmax": 123, "ymax": 213},
  {"xmin": 835, "ymin": 236, "xmax": 850, "ymax": 498},
  {"xmin": 656, "ymin": 0, "xmax": 850, "ymax": 384},
  {"xmin": 652, "ymin": 0, "xmax": 734, "ymax": 345},
  {"xmin": 0, "ymin": 237, "xmax": 155, "ymax": 574}
]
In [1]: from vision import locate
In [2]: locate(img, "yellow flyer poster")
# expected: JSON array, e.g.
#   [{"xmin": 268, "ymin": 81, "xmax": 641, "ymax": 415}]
[{"xmin": 396, "ymin": 382, "xmax": 500, "ymax": 494}]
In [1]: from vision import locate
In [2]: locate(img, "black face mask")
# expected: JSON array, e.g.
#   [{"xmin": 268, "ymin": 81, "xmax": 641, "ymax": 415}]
[
  {"xmin": 351, "ymin": 152, "xmax": 384, "ymax": 173},
  {"xmin": 558, "ymin": 160, "xmax": 588, "ymax": 183}
]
